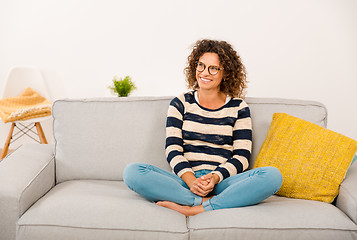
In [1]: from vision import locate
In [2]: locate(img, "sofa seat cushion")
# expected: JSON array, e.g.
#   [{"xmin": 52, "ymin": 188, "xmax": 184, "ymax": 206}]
[
  {"xmin": 188, "ymin": 196, "xmax": 357, "ymax": 240},
  {"xmin": 17, "ymin": 180, "xmax": 188, "ymax": 240}
]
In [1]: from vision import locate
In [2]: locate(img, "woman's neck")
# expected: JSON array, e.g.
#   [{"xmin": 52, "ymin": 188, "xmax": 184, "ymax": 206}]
[{"xmin": 197, "ymin": 89, "xmax": 227, "ymax": 110}]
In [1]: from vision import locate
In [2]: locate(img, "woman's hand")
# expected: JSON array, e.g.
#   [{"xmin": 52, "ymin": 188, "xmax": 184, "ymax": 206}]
[
  {"xmin": 190, "ymin": 177, "xmax": 211, "ymax": 196},
  {"xmin": 191, "ymin": 173, "xmax": 219, "ymax": 197}
]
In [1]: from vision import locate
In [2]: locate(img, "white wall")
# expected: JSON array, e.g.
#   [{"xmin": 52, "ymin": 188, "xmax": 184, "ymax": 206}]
[{"xmin": 0, "ymin": 0, "xmax": 356, "ymax": 149}]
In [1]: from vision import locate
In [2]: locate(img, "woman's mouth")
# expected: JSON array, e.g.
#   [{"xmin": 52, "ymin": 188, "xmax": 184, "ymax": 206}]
[{"xmin": 200, "ymin": 77, "xmax": 212, "ymax": 83}]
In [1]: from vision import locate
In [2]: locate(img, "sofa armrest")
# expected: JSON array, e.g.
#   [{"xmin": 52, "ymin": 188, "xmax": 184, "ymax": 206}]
[
  {"xmin": 336, "ymin": 163, "xmax": 357, "ymax": 224},
  {"xmin": 0, "ymin": 143, "xmax": 55, "ymax": 240}
]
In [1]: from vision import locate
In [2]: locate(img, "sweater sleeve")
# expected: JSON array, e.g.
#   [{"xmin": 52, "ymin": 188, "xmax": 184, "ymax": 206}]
[
  {"xmin": 165, "ymin": 96, "xmax": 194, "ymax": 177},
  {"xmin": 211, "ymin": 102, "xmax": 252, "ymax": 183}
]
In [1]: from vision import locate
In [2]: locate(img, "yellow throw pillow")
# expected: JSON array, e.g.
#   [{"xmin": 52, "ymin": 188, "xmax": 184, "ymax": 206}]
[{"xmin": 254, "ymin": 113, "xmax": 357, "ymax": 203}]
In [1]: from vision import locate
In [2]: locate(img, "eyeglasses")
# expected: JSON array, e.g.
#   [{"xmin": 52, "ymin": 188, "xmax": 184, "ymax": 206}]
[{"xmin": 196, "ymin": 62, "xmax": 224, "ymax": 76}]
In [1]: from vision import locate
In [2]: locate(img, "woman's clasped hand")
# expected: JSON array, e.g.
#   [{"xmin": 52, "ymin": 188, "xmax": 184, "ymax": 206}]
[{"xmin": 190, "ymin": 173, "xmax": 219, "ymax": 197}]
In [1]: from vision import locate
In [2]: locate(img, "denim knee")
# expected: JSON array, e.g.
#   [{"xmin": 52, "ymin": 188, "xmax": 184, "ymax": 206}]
[
  {"xmin": 123, "ymin": 162, "xmax": 149, "ymax": 190},
  {"xmin": 264, "ymin": 166, "xmax": 283, "ymax": 193}
]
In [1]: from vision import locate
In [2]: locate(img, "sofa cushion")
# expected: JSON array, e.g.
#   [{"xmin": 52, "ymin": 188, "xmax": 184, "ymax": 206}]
[
  {"xmin": 254, "ymin": 113, "xmax": 357, "ymax": 203},
  {"xmin": 188, "ymin": 195, "xmax": 357, "ymax": 240},
  {"xmin": 245, "ymin": 97, "xmax": 327, "ymax": 166},
  {"xmin": 53, "ymin": 97, "xmax": 173, "ymax": 183},
  {"xmin": 17, "ymin": 180, "xmax": 188, "ymax": 240}
]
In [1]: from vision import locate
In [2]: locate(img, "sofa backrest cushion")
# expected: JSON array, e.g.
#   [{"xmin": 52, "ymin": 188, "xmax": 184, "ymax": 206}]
[
  {"xmin": 53, "ymin": 97, "xmax": 172, "ymax": 183},
  {"xmin": 246, "ymin": 97, "xmax": 327, "ymax": 168},
  {"xmin": 53, "ymin": 97, "xmax": 327, "ymax": 183}
]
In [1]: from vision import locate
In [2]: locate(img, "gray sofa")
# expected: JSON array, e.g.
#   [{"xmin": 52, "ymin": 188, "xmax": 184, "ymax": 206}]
[{"xmin": 1, "ymin": 96, "xmax": 357, "ymax": 240}]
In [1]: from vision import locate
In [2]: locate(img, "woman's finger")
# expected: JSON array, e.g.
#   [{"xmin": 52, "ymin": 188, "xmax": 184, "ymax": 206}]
[
  {"xmin": 191, "ymin": 184, "xmax": 210, "ymax": 196},
  {"xmin": 198, "ymin": 183, "xmax": 213, "ymax": 192}
]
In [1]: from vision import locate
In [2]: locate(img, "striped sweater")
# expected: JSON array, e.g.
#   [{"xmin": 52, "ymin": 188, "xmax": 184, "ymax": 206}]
[{"xmin": 165, "ymin": 91, "xmax": 252, "ymax": 183}]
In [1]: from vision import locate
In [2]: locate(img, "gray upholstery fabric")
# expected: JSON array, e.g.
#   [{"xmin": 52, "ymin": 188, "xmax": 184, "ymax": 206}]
[
  {"xmin": 337, "ymin": 163, "xmax": 357, "ymax": 224},
  {"xmin": 245, "ymin": 97, "xmax": 327, "ymax": 166},
  {"xmin": 0, "ymin": 144, "xmax": 55, "ymax": 240},
  {"xmin": 53, "ymin": 97, "xmax": 327, "ymax": 182},
  {"xmin": 17, "ymin": 180, "xmax": 357, "ymax": 240},
  {"xmin": 17, "ymin": 180, "xmax": 188, "ymax": 240},
  {"xmin": 188, "ymin": 195, "xmax": 357, "ymax": 240},
  {"xmin": 53, "ymin": 97, "xmax": 172, "ymax": 183}
]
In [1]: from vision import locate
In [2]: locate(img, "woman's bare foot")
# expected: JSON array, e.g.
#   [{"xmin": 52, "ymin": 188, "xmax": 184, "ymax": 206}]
[{"xmin": 156, "ymin": 201, "xmax": 204, "ymax": 216}]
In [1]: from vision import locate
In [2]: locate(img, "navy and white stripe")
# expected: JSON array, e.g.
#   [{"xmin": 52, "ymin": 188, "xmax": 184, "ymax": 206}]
[{"xmin": 165, "ymin": 91, "xmax": 252, "ymax": 182}]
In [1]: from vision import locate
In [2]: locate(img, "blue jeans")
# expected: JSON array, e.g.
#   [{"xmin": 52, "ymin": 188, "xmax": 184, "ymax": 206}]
[{"xmin": 123, "ymin": 163, "xmax": 282, "ymax": 211}]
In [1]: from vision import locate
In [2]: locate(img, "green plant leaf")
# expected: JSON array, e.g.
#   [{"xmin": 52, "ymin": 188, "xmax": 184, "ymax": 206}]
[{"xmin": 108, "ymin": 75, "xmax": 136, "ymax": 97}]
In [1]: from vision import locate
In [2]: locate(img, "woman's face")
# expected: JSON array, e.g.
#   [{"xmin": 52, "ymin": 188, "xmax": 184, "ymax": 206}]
[{"xmin": 195, "ymin": 52, "xmax": 224, "ymax": 93}]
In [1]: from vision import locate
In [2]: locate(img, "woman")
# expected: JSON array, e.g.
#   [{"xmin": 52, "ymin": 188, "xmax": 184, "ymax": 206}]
[{"xmin": 123, "ymin": 39, "xmax": 282, "ymax": 216}]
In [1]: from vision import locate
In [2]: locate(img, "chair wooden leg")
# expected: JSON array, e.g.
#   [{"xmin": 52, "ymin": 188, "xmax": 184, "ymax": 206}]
[
  {"xmin": 35, "ymin": 122, "xmax": 48, "ymax": 144},
  {"xmin": 1, "ymin": 123, "xmax": 16, "ymax": 159}
]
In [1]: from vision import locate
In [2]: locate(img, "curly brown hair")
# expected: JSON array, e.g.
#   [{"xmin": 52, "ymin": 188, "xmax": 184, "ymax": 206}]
[{"xmin": 184, "ymin": 39, "xmax": 247, "ymax": 98}]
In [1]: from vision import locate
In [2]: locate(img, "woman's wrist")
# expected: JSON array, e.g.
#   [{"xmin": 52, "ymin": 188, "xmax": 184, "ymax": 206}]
[
  {"xmin": 211, "ymin": 173, "xmax": 220, "ymax": 185},
  {"xmin": 181, "ymin": 172, "xmax": 197, "ymax": 189}
]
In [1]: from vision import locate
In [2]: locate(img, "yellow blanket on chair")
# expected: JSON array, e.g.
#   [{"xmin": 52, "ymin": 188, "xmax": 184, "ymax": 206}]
[{"xmin": 0, "ymin": 87, "xmax": 51, "ymax": 123}]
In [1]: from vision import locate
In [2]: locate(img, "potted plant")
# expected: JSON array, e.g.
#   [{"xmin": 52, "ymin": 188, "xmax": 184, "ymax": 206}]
[{"xmin": 108, "ymin": 75, "xmax": 136, "ymax": 97}]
